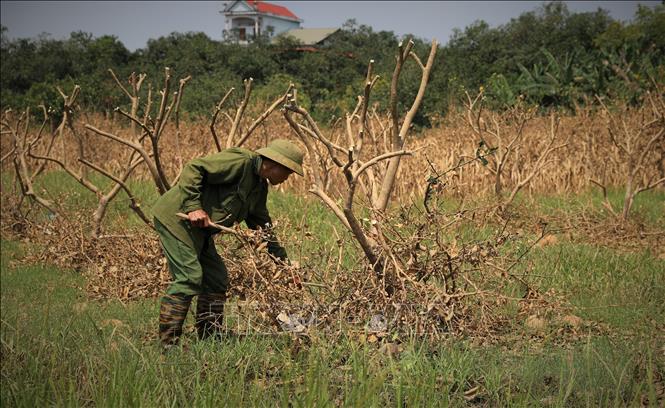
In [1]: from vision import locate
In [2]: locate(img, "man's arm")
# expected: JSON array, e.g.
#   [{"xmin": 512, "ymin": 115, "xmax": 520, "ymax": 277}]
[{"xmin": 245, "ymin": 202, "xmax": 288, "ymax": 262}]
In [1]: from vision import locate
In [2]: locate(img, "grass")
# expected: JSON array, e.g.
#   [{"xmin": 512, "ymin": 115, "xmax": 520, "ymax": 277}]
[
  {"xmin": 2, "ymin": 170, "xmax": 664, "ymax": 406},
  {"xmin": 525, "ymin": 243, "xmax": 665, "ymax": 332},
  {"xmin": 2, "ymin": 186, "xmax": 665, "ymax": 406},
  {"xmin": 534, "ymin": 186, "xmax": 665, "ymax": 227}
]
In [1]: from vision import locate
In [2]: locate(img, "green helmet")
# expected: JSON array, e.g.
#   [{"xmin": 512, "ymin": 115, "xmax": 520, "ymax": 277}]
[{"xmin": 256, "ymin": 139, "xmax": 304, "ymax": 176}]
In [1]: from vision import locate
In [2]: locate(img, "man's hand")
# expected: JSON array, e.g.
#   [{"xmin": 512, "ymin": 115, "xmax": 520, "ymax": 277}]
[
  {"xmin": 275, "ymin": 258, "xmax": 299, "ymax": 268},
  {"xmin": 187, "ymin": 209, "xmax": 211, "ymax": 228}
]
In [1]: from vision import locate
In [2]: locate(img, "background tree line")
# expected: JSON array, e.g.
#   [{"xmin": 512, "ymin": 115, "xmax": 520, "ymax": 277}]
[{"xmin": 1, "ymin": 2, "xmax": 663, "ymax": 127}]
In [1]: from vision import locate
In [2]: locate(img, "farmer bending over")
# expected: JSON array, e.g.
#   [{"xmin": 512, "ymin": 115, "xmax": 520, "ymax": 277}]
[{"xmin": 151, "ymin": 139, "xmax": 304, "ymax": 349}]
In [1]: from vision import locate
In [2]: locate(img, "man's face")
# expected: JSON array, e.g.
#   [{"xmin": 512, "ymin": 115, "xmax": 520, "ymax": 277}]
[{"xmin": 265, "ymin": 163, "xmax": 293, "ymax": 185}]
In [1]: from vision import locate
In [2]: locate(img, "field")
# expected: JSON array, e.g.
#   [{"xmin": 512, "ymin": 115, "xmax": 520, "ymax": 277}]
[
  {"xmin": 1, "ymin": 92, "xmax": 664, "ymax": 406},
  {"xmin": 1, "ymin": 188, "xmax": 664, "ymax": 406},
  {"xmin": 3, "ymin": 3, "xmax": 665, "ymax": 404}
]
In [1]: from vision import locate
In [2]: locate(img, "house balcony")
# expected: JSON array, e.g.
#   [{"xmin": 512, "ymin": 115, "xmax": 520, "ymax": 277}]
[{"xmin": 225, "ymin": 16, "xmax": 262, "ymax": 43}]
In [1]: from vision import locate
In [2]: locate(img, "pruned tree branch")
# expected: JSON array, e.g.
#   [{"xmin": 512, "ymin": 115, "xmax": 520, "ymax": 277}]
[
  {"xmin": 590, "ymin": 178, "xmax": 618, "ymax": 216},
  {"xmin": 210, "ymin": 88, "xmax": 235, "ymax": 152},
  {"xmin": 236, "ymin": 83, "xmax": 294, "ymax": 148},
  {"xmin": 2, "ymin": 109, "xmax": 58, "ymax": 215},
  {"xmin": 227, "ymin": 77, "xmax": 253, "ymax": 148},
  {"xmin": 84, "ymin": 124, "xmax": 167, "ymax": 194},
  {"xmin": 79, "ymin": 158, "xmax": 153, "ymax": 231},
  {"xmin": 375, "ymin": 39, "xmax": 438, "ymax": 212},
  {"xmin": 172, "ymin": 75, "xmax": 192, "ymax": 173}
]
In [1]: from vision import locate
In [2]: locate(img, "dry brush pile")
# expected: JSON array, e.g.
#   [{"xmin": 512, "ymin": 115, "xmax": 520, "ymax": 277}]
[{"xmin": 1, "ymin": 40, "xmax": 663, "ymax": 341}]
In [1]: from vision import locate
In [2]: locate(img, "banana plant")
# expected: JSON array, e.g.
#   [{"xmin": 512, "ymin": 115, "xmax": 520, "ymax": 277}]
[{"xmin": 516, "ymin": 47, "xmax": 581, "ymax": 108}]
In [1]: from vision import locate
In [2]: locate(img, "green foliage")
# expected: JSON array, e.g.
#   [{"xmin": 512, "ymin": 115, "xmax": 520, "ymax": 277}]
[
  {"xmin": 513, "ymin": 48, "xmax": 582, "ymax": 108},
  {"xmin": 485, "ymin": 73, "xmax": 516, "ymax": 108},
  {"xmin": 253, "ymin": 73, "xmax": 312, "ymax": 110},
  {"xmin": 1, "ymin": 3, "xmax": 664, "ymax": 119},
  {"xmin": 443, "ymin": 2, "xmax": 663, "ymax": 110},
  {"xmin": 179, "ymin": 70, "xmax": 238, "ymax": 116}
]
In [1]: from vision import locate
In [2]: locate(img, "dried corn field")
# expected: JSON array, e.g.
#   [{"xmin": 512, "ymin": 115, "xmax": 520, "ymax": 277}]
[{"xmin": 3, "ymin": 101, "xmax": 662, "ymax": 201}]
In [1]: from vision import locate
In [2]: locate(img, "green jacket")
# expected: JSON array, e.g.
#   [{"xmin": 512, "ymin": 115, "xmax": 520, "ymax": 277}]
[{"xmin": 151, "ymin": 147, "xmax": 287, "ymax": 260}]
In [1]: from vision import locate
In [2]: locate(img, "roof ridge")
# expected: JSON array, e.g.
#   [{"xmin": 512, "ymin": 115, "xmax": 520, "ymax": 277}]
[{"xmin": 249, "ymin": 0, "xmax": 299, "ymax": 20}]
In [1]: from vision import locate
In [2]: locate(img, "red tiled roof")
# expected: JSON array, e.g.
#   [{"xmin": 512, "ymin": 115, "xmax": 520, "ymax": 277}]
[{"xmin": 249, "ymin": 0, "xmax": 299, "ymax": 20}]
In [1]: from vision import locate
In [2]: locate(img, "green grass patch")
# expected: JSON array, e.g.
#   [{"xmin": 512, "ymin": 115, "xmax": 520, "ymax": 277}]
[
  {"xmin": 524, "ymin": 242, "xmax": 665, "ymax": 332},
  {"xmin": 535, "ymin": 187, "xmax": 665, "ymax": 226},
  {"xmin": 2, "ymin": 238, "xmax": 663, "ymax": 406}
]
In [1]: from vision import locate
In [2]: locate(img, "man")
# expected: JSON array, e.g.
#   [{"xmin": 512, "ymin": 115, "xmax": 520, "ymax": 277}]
[{"xmin": 151, "ymin": 139, "xmax": 304, "ymax": 348}]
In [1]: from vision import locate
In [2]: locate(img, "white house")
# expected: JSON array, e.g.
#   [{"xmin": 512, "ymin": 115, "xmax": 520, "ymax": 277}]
[{"xmin": 221, "ymin": 0, "xmax": 302, "ymax": 43}]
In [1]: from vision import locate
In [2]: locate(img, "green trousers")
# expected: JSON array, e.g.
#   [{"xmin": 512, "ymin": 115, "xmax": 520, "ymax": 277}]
[{"xmin": 154, "ymin": 218, "xmax": 229, "ymax": 297}]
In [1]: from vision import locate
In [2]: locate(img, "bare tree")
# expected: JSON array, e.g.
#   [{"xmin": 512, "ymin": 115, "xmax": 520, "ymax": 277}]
[
  {"xmin": 85, "ymin": 67, "xmax": 189, "ymax": 195},
  {"xmin": 1, "ymin": 107, "xmax": 57, "ymax": 215},
  {"xmin": 19, "ymin": 81, "xmax": 151, "ymax": 237},
  {"xmin": 464, "ymin": 90, "xmax": 568, "ymax": 208},
  {"xmin": 503, "ymin": 113, "xmax": 569, "ymax": 206},
  {"xmin": 592, "ymin": 91, "xmax": 665, "ymax": 221},
  {"xmin": 284, "ymin": 39, "xmax": 438, "ymax": 277},
  {"xmin": 375, "ymin": 40, "xmax": 438, "ymax": 212},
  {"xmin": 108, "ymin": 70, "xmax": 146, "ymax": 137},
  {"xmin": 32, "ymin": 85, "xmax": 81, "ymax": 179}
]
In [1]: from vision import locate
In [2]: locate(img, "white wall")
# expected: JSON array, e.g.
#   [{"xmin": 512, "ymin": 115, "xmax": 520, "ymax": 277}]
[{"xmin": 261, "ymin": 15, "xmax": 299, "ymax": 37}]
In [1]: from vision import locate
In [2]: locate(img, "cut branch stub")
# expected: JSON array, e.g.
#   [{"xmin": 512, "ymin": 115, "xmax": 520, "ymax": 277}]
[
  {"xmin": 375, "ymin": 39, "xmax": 438, "ymax": 212},
  {"xmin": 210, "ymin": 88, "xmax": 235, "ymax": 152},
  {"xmin": 227, "ymin": 78, "xmax": 253, "ymax": 148}
]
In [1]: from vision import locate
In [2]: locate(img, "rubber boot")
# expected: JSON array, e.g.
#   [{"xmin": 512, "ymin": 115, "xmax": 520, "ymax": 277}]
[
  {"xmin": 195, "ymin": 293, "xmax": 226, "ymax": 340},
  {"xmin": 158, "ymin": 294, "xmax": 193, "ymax": 349}
]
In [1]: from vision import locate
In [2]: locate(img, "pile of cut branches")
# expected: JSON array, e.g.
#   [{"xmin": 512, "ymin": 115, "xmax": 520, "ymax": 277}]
[{"xmin": 208, "ymin": 201, "xmax": 578, "ymax": 341}]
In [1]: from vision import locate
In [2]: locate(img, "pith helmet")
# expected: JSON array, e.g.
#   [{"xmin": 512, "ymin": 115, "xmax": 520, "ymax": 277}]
[{"xmin": 256, "ymin": 139, "xmax": 304, "ymax": 176}]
